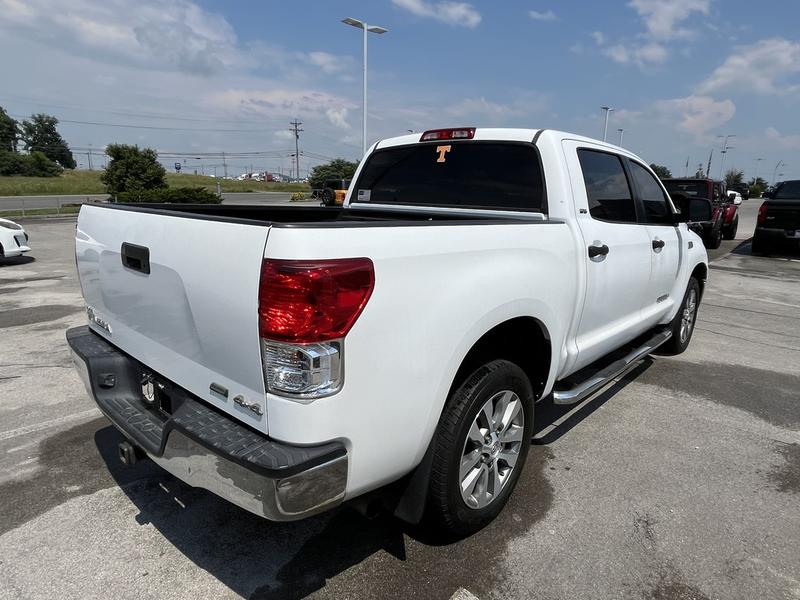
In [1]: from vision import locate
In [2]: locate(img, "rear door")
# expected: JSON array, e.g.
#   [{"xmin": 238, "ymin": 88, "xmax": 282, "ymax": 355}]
[
  {"xmin": 563, "ymin": 142, "xmax": 653, "ymax": 370},
  {"xmin": 75, "ymin": 205, "xmax": 271, "ymax": 431},
  {"xmin": 627, "ymin": 160, "xmax": 681, "ymax": 327}
]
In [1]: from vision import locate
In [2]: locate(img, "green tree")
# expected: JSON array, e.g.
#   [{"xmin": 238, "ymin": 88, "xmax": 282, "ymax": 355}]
[
  {"xmin": 0, "ymin": 150, "xmax": 62, "ymax": 177},
  {"xmin": 649, "ymin": 163, "xmax": 672, "ymax": 179},
  {"xmin": 747, "ymin": 176, "xmax": 767, "ymax": 197},
  {"xmin": 101, "ymin": 144, "xmax": 167, "ymax": 195},
  {"xmin": 0, "ymin": 106, "xmax": 18, "ymax": 152},
  {"xmin": 20, "ymin": 113, "xmax": 76, "ymax": 169},
  {"xmin": 724, "ymin": 168, "xmax": 744, "ymax": 188},
  {"xmin": 308, "ymin": 158, "xmax": 359, "ymax": 189}
]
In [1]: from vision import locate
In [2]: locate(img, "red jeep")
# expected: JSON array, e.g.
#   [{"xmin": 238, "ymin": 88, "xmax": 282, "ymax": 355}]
[{"xmin": 662, "ymin": 178, "xmax": 738, "ymax": 247}]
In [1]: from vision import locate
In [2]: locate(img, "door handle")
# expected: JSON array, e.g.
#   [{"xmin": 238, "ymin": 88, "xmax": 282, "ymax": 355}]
[
  {"xmin": 588, "ymin": 244, "xmax": 609, "ymax": 258},
  {"xmin": 652, "ymin": 239, "xmax": 665, "ymax": 251},
  {"xmin": 121, "ymin": 242, "xmax": 150, "ymax": 274}
]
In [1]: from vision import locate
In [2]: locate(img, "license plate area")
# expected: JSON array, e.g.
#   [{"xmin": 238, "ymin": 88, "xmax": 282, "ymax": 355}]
[{"xmin": 140, "ymin": 371, "xmax": 184, "ymax": 417}]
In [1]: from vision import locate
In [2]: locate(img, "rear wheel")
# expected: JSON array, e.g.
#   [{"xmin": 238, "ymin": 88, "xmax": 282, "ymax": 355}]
[
  {"xmin": 321, "ymin": 188, "xmax": 335, "ymax": 206},
  {"xmin": 723, "ymin": 215, "xmax": 738, "ymax": 240},
  {"xmin": 662, "ymin": 277, "xmax": 700, "ymax": 355},
  {"xmin": 705, "ymin": 224, "xmax": 723, "ymax": 249},
  {"xmin": 427, "ymin": 360, "xmax": 533, "ymax": 536},
  {"xmin": 751, "ymin": 235, "xmax": 770, "ymax": 255}
]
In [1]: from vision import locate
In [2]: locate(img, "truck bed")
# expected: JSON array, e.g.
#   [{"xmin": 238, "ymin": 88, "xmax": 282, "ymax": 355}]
[{"xmin": 101, "ymin": 202, "xmax": 547, "ymax": 227}]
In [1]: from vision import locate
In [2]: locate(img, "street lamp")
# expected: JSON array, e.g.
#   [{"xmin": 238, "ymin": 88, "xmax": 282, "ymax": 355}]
[
  {"xmin": 601, "ymin": 106, "xmax": 614, "ymax": 142},
  {"xmin": 342, "ymin": 17, "xmax": 388, "ymax": 157},
  {"xmin": 617, "ymin": 128, "xmax": 625, "ymax": 146},
  {"xmin": 773, "ymin": 160, "xmax": 786, "ymax": 184},
  {"xmin": 754, "ymin": 157, "xmax": 764, "ymax": 180}
]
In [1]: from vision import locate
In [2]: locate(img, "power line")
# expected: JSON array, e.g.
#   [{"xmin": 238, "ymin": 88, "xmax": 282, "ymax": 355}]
[{"xmin": 9, "ymin": 113, "xmax": 286, "ymax": 133}]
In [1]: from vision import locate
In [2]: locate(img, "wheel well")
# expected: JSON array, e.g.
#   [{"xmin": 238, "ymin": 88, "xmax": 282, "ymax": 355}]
[
  {"xmin": 450, "ymin": 317, "xmax": 551, "ymax": 401},
  {"xmin": 691, "ymin": 263, "xmax": 707, "ymax": 299}
]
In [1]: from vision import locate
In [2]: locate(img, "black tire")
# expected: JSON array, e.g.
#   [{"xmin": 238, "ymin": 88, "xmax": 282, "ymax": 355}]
[
  {"xmin": 723, "ymin": 216, "xmax": 738, "ymax": 240},
  {"xmin": 705, "ymin": 223, "xmax": 723, "ymax": 249},
  {"xmin": 427, "ymin": 359, "xmax": 534, "ymax": 536},
  {"xmin": 662, "ymin": 277, "xmax": 701, "ymax": 355},
  {"xmin": 751, "ymin": 235, "xmax": 770, "ymax": 256},
  {"xmin": 321, "ymin": 188, "xmax": 335, "ymax": 206}
]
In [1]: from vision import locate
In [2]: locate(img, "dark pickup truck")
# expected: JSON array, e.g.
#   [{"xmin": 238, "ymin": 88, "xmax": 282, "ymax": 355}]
[{"xmin": 754, "ymin": 180, "xmax": 800, "ymax": 255}]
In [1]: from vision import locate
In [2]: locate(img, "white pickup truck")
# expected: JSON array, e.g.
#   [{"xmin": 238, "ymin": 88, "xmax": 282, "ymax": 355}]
[{"xmin": 68, "ymin": 128, "xmax": 708, "ymax": 535}]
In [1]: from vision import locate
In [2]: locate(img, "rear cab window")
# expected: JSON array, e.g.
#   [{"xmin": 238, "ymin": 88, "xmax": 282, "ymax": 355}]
[{"xmin": 351, "ymin": 142, "xmax": 545, "ymax": 213}]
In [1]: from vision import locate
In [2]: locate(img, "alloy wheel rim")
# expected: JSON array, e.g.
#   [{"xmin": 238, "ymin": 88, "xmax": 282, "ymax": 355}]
[
  {"xmin": 680, "ymin": 288, "xmax": 697, "ymax": 343},
  {"xmin": 459, "ymin": 390, "xmax": 524, "ymax": 509}
]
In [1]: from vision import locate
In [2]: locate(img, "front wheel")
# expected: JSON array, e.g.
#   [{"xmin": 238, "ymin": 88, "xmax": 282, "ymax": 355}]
[
  {"xmin": 705, "ymin": 224, "xmax": 723, "ymax": 249},
  {"xmin": 426, "ymin": 360, "xmax": 534, "ymax": 536},
  {"xmin": 662, "ymin": 277, "xmax": 701, "ymax": 355}
]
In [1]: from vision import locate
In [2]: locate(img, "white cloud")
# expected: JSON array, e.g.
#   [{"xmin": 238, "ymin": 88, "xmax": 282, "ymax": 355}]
[
  {"xmin": 628, "ymin": 0, "xmax": 710, "ymax": 40},
  {"xmin": 697, "ymin": 38, "xmax": 800, "ymax": 95},
  {"xmin": 764, "ymin": 126, "xmax": 800, "ymax": 150},
  {"xmin": 325, "ymin": 107, "xmax": 351, "ymax": 129},
  {"xmin": 392, "ymin": 0, "xmax": 481, "ymax": 28},
  {"xmin": 653, "ymin": 95, "xmax": 736, "ymax": 137},
  {"xmin": 212, "ymin": 89, "xmax": 355, "ymax": 122},
  {"xmin": 594, "ymin": 0, "xmax": 710, "ymax": 66},
  {"xmin": 529, "ymin": 10, "xmax": 558, "ymax": 22},
  {"xmin": 306, "ymin": 51, "xmax": 349, "ymax": 75}
]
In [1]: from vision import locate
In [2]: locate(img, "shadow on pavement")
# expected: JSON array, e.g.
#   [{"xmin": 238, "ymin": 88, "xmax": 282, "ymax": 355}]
[
  {"xmin": 0, "ymin": 255, "xmax": 36, "ymax": 267},
  {"xmin": 95, "ymin": 418, "xmax": 556, "ymax": 599}
]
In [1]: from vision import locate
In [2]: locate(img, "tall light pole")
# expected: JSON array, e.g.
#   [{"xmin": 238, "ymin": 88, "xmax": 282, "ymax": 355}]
[
  {"xmin": 617, "ymin": 128, "xmax": 625, "ymax": 146},
  {"xmin": 717, "ymin": 134, "xmax": 735, "ymax": 179},
  {"xmin": 601, "ymin": 106, "xmax": 614, "ymax": 142},
  {"xmin": 754, "ymin": 157, "xmax": 764, "ymax": 181},
  {"xmin": 773, "ymin": 160, "xmax": 786, "ymax": 184},
  {"xmin": 342, "ymin": 17, "xmax": 388, "ymax": 157}
]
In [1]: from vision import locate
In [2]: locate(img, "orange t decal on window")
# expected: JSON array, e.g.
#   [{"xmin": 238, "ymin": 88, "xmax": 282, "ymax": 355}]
[{"xmin": 436, "ymin": 145, "xmax": 452, "ymax": 163}]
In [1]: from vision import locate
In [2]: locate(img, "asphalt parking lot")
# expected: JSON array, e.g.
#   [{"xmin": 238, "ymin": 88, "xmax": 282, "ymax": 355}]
[{"xmin": 1, "ymin": 203, "xmax": 798, "ymax": 600}]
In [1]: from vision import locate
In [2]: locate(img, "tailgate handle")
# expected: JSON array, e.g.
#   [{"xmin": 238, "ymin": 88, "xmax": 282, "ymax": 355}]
[{"xmin": 121, "ymin": 243, "xmax": 150, "ymax": 275}]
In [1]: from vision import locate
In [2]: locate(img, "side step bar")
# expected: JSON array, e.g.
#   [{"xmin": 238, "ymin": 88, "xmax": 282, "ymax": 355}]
[{"xmin": 552, "ymin": 329, "xmax": 672, "ymax": 405}]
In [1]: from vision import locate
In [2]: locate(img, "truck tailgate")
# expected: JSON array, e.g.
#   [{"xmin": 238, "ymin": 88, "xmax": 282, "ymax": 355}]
[{"xmin": 75, "ymin": 205, "xmax": 270, "ymax": 431}]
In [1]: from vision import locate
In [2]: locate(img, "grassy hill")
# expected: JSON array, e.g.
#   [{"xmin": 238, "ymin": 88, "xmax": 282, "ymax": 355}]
[{"xmin": 0, "ymin": 170, "xmax": 308, "ymax": 196}]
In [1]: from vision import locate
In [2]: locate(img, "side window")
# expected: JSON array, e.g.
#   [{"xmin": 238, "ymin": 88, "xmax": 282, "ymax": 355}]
[
  {"xmin": 577, "ymin": 149, "xmax": 637, "ymax": 223},
  {"xmin": 712, "ymin": 183, "xmax": 721, "ymax": 201},
  {"xmin": 629, "ymin": 162, "xmax": 673, "ymax": 225}
]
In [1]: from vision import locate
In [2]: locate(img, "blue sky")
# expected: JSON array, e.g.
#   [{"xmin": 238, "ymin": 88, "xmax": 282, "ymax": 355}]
[{"xmin": 0, "ymin": 0, "xmax": 798, "ymax": 181}]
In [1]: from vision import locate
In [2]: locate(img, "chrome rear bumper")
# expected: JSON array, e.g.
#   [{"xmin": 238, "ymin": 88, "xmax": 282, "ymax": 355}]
[{"xmin": 67, "ymin": 325, "xmax": 348, "ymax": 521}]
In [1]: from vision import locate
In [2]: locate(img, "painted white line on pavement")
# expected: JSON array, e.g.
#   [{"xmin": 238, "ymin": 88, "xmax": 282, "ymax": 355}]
[{"xmin": 0, "ymin": 408, "xmax": 102, "ymax": 441}]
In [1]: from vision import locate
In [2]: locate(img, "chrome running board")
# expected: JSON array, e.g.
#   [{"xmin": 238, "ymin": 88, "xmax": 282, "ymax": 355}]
[{"xmin": 552, "ymin": 329, "xmax": 672, "ymax": 405}]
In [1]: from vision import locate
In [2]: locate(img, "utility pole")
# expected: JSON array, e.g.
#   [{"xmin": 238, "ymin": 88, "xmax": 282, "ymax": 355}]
[
  {"xmin": 222, "ymin": 152, "xmax": 228, "ymax": 179},
  {"xmin": 87, "ymin": 143, "xmax": 93, "ymax": 170},
  {"xmin": 289, "ymin": 120, "xmax": 303, "ymax": 181},
  {"xmin": 717, "ymin": 134, "xmax": 736, "ymax": 179},
  {"xmin": 685, "ymin": 156, "xmax": 690, "ymax": 177},
  {"xmin": 706, "ymin": 149, "xmax": 713, "ymax": 178},
  {"xmin": 617, "ymin": 128, "xmax": 624, "ymax": 146}
]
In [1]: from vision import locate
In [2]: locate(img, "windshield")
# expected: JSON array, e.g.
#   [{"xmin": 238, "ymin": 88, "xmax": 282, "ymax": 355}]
[
  {"xmin": 662, "ymin": 180, "xmax": 709, "ymax": 199},
  {"xmin": 351, "ymin": 142, "xmax": 545, "ymax": 212}
]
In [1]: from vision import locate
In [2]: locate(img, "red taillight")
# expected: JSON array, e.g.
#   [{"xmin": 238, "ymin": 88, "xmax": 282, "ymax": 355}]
[
  {"xmin": 757, "ymin": 202, "xmax": 768, "ymax": 224},
  {"xmin": 259, "ymin": 258, "xmax": 374, "ymax": 343},
  {"xmin": 420, "ymin": 127, "xmax": 475, "ymax": 142}
]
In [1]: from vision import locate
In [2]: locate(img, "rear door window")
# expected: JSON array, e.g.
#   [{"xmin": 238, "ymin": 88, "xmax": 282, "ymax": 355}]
[
  {"xmin": 629, "ymin": 162, "xmax": 674, "ymax": 225},
  {"xmin": 352, "ymin": 142, "xmax": 544, "ymax": 212},
  {"xmin": 577, "ymin": 149, "xmax": 637, "ymax": 223},
  {"xmin": 775, "ymin": 180, "xmax": 800, "ymax": 198}
]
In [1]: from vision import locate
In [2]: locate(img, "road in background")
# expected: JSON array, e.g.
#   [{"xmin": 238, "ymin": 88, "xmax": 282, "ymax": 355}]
[{"xmin": 0, "ymin": 191, "xmax": 297, "ymax": 213}]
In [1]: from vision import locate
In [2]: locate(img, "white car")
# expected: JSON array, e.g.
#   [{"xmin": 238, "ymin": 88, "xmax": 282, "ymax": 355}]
[
  {"xmin": 0, "ymin": 217, "xmax": 31, "ymax": 259},
  {"xmin": 727, "ymin": 190, "xmax": 743, "ymax": 205},
  {"xmin": 68, "ymin": 127, "xmax": 708, "ymax": 535}
]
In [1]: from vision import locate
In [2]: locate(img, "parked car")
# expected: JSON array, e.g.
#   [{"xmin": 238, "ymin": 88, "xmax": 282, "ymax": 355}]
[
  {"xmin": 67, "ymin": 127, "xmax": 708, "ymax": 535},
  {"xmin": 0, "ymin": 217, "xmax": 31, "ymax": 260},
  {"xmin": 753, "ymin": 179, "xmax": 800, "ymax": 255},
  {"xmin": 730, "ymin": 183, "xmax": 750, "ymax": 201},
  {"xmin": 661, "ymin": 178, "xmax": 737, "ymax": 245},
  {"xmin": 320, "ymin": 178, "xmax": 351, "ymax": 206},
  {"xmin": 727, "ymin": 190, "xmax": 743, "ymax": 205}
]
